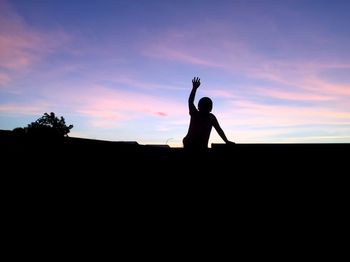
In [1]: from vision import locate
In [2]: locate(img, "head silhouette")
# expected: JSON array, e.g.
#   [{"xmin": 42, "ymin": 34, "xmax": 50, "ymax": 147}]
[{"xmin": 198, "ymin": 97, "xmax": 213, "ymax": 113}]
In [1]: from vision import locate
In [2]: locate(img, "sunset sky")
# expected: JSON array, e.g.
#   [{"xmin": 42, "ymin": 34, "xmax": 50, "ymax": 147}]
[{"xmin": 1, "ymin": 0, "xmax": 350, "ymax": 146}]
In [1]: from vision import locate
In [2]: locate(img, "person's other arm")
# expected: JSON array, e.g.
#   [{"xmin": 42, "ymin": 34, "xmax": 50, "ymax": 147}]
[
  {"xmin": 212, "ymin": 116, "xmax": 235, "ymax": 144},
  {"xmin": 188, "ymin": 77, "xmax": 200, "ymax": 114}
]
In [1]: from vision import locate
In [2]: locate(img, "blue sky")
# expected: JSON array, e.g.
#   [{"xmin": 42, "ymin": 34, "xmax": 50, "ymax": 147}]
[{"xmin": 1, "ymin": 0, "xmax": 350, "ymax": 146}]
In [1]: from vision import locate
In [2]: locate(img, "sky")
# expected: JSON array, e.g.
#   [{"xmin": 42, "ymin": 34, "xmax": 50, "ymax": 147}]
[{"xmin": 1, "ymin": 0, "xmax": 350, "ymax": 146}]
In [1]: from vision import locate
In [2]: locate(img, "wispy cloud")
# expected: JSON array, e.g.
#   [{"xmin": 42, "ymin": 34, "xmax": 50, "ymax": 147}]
[
  {"xmin": 0, "ymin": 102, "xmax": 49, "ymax": 115},
  {"xmin": 141, "ymin": 22, "xmax": 252, "ymax": 70},
  {"xmin": 0, "ymin": 82, "xmax": 186, "ymax": 130},
  {"xmin": 106, "ymin": 74, "xmax": 186, "ymax": 91},
  {"xmin": 0, "ymin": 72, "xmax": 10, "ymax": 86},
  {"xmin": 222, "ymin": 98, "xmax": 350, "ymax": 129},
  {"xmin": 32, "ymin": 84, "xmax": 187, "ymax": 128},
  {"xmin": 145, "ymin": 46, "xmax": 223, "ymax": 68},
  {"xmin": 142, "ymin": 21, "xmax": 350, "ymax": 95},
  {"xmin": 303, "ymin": 75, "xmax": 350, "ymax": 97},
  {"xmin": 155, "ymin": 111, "xmax": 168, "ymax": 117},
  {"xmin": 0, "ymin": 1, "xmax": 70, "ymax": 71},
  {"xmin": 79, "ymin": 87, "xmax": 184, "ymax": 118},
  {"xmin": 253, "ymin": 86, "xmax": 335, "ymax": 102}
]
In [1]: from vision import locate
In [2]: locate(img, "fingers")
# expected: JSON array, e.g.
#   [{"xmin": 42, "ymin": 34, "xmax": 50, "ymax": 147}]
[{"xmin": 192, "ymin": 77, "xmax": 200, "ymax": 83}]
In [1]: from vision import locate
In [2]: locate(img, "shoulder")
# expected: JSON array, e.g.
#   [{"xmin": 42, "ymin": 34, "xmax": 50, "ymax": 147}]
[
  {"xmin": 209, "ymin": 113, "xmax": 217, "ymax": 120},
  {"xmin": 209, "ymin": 113, "xmax": 219, "ymax": 124},
  {"xmin": 189, "ymin": 107, "xmax": 198, "ymax": 116}
]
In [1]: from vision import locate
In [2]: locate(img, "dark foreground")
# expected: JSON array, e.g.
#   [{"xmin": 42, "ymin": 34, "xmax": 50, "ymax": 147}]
[
  {"xmin": 2, "ymin": 129, "xmax": 348, "ymax": 174},
  {"xmin": 2, "ymin": 129, "xmax": 348, "ymax": 205},
  {"xmin": 2, "ymin": 129, "xmax": 348, "ymax": 240}
]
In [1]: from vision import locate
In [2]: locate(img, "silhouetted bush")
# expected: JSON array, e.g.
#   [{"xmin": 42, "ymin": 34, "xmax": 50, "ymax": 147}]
[
  {"xmin": 13, "ymin": 127, "xmax": 25, "ymax": 135},
  {"xmin": 25, "ymin": 112, "xmax": 73, "ymax": 138}
]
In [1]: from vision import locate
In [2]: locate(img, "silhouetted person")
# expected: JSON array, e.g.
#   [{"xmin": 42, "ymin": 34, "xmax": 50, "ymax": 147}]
[{"xmin": 183, "ymin": 77, "xmax": 235, "ymax": 151}]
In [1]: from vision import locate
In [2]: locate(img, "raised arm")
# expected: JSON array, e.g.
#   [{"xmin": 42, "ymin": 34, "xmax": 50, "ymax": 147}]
[{"xmin": 188, "ymin": 77, "xmax": 200, "ymax": 114}]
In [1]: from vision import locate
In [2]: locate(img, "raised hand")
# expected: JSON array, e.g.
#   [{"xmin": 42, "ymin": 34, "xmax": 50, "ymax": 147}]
[{"xmin": 192, "ymin": 77, "xmax": 201, "ymax": 89}]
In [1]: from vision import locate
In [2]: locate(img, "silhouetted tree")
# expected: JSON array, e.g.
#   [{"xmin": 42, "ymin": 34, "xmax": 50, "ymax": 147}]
[{"xmin": 25, "ymin": 112, "xmax": 73, "ymax": 138}]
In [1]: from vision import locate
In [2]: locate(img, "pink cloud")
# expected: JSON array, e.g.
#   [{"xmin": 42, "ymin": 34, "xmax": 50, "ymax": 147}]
[
  {"xmin": 223, "ymin": 99, "xmax": 350, "ymax": 129},
  {"xmin": 37, "ymin": 84, "xmax": 186, "ymax": 128},
  {"xmin": 155, "ymin": 112, "xmax": 167, "ymax": 117},
  {"xmin": 77, "ymin": 86, "xmax": 185, "ymax": 117},
  {"xmin": 0, "ymin": 73, "xmax": 10, "ymax": 86},
  {"xmin": 0, "ymin": 103, "xmax": 49, "ymax": 115},
  {"xmin": 249, "ymin": 61, "xmax": 350, "ymax": 93},
  {"xmin": 205, "ymin": 89, "xmax": 237, "ymax": 99},
  {"xmin": 0, "ymin": 1, "xmax": 70, "ymax": 71},
  {"xmin": 141, "ymin": 22, "xmax": 350, "ymax": 106},
  {"xmin": 257, "ymin": 88, "xmax": 333, "ymax": 102},
  {"xmin": 0, "ymin": 84, "xmax": 184, "ymax": 130},
  {"xmin": 146, "ymin": 46, "xmax": 222, "ymax": 68},
  {"xmin": 141, "ymin": 23, "xmax": 252, "ymax": 69},
  {"xmin": 107, "ymin": 74, "xmax": 185, "ymax": 91},
  {"xmin": 303, "ymin": 76, "xmax": 350, "ymax": 97}
]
